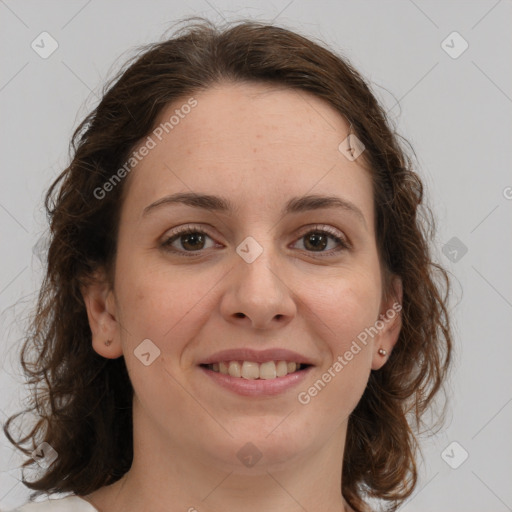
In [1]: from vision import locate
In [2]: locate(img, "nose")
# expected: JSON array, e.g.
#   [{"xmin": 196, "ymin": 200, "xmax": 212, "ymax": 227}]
[{"xmin": 219, "ymin": 241, "xmax": 297, "ymax": 331}]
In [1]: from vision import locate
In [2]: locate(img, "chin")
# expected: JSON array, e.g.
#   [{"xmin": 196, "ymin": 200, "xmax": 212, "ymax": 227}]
[{"xmin": 202, "ymin": 418, "xmax": 315, "ymax": 473}]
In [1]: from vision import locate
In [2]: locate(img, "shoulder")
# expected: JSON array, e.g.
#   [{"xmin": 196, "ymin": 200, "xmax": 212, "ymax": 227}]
[{"xmin": 8, "ymin": 495, "xmax": 98, "ymax": 512}]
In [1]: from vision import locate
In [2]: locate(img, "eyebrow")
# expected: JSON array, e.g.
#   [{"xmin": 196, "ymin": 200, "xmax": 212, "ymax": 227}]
[{"xmin": 142, "ymin": 192, "xmax": 367, "ymax": 228}]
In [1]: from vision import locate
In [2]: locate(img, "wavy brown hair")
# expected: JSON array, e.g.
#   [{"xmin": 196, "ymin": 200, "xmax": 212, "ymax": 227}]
[{"xmin": 3, "ymin": 18, "xmax": 452, "ymax": 512}]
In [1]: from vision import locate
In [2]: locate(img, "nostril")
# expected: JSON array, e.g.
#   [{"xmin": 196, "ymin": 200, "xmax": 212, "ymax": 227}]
[{"xmin": 235, "ymin": 312, "xmax": 245, "ymax": 318}]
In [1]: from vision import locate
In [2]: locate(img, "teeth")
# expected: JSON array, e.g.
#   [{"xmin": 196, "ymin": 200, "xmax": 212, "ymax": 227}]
[
  {"xmin": 259, "ymin": 361, "xmax": 277, "ymax": 380},
  {"xmin": 241, "ymin": 361, "xmax": 259, "ymax": 380},
  {"xmin": 276, "ymin": 360, "xmax": 288, "ymax": 377},
  {"xmin": 208, "ymin": 360, "xmax": 305, "ymax": 379},
  {"xmin": 228, "ymin": 361, "xmax": 241, "ymax": 377}
]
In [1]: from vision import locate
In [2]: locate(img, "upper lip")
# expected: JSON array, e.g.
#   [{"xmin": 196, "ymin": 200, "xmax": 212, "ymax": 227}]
[{"xmin": 198, "ymin": 348, "xmax": 315, "ymax": 366}]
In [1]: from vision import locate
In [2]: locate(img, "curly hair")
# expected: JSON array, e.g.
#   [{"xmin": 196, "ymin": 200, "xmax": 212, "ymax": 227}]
[{"xmin": 3, "ymin": 18, "xmax": 452, "ymax": 512}]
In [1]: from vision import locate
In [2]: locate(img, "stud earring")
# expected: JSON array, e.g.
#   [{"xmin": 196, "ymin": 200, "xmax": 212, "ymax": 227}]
[
  {"xmin": 378, "ymin": 348, "xmax": 387, "ymax": 356},
  {"xmin": 105, "ymin": 339, "xmax": 112, "ymax": 346}
]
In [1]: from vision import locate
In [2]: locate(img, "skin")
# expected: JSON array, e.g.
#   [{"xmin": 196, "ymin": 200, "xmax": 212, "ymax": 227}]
[{"xmin": 81, "ymin": 82, "xmax": 402, "ymax": 512}]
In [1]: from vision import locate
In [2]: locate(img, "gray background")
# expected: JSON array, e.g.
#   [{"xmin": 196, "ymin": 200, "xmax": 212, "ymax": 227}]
[{"xmin": 1, "ymin": 1, "xmax": 511, "ymax": 511}]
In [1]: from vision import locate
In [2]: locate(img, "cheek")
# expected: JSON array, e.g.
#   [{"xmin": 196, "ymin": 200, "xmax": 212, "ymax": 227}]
[
  {"xmin": 114, "ymin": 257, "xmax": 217, "ymax": 360},
  {"xmin": 113, "ymin": 262, "xmax": 207, "ymax": 403},
  {"xmin": 297, "ymin": 280, "xmax": 378, "ymax": 419},
  {"xmin": 296, "ymin": 271, "xmax": 381, "ymax": 409},
  {"xmin": 306, "ymin": 271, "xmax": 382, "ymax": 350}
]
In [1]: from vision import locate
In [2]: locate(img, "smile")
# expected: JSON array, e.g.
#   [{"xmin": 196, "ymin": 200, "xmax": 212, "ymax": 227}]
[{"xmin": 202, "ymin": 360, "xmax": 310, "ymax": 380}]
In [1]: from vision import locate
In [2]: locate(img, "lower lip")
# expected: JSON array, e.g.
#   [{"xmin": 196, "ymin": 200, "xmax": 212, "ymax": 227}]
[{"xmin": 199, "ymin": 366, "xmax": 313, "ymax": 397}]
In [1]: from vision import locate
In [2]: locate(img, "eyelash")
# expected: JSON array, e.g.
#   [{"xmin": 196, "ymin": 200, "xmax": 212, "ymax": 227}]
[{"xmin": 160, "ymin": 224, "xmax": 350, "ymax": 258}]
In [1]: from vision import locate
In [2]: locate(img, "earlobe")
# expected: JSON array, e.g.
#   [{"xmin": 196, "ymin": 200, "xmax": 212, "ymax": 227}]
[
  {"xmin": 81, "ymin": 271, "xmax": 123, "ymax": 359},
  {"xmin": 371, "ymin": 275, "xmax": 403, "ymax": 370}
]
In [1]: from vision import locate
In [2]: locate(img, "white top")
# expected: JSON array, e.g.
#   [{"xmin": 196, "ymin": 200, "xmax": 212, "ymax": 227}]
[{"xmin": 9, "ymin": 496, "xmax": 98, "ymax": 512}]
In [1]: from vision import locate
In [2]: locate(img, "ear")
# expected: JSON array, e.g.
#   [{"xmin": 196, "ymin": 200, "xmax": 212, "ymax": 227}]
[
  {"xmin": 371, "ymin": 275, "xmax": 403, "ymax": 370},
  {"xmin": 81, "ymin": 269, "xmax": 123, "ymax": 359}
]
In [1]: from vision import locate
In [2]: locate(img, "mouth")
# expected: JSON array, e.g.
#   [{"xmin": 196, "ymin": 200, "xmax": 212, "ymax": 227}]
[
  {"xmin": 200, "ymin": 360, "xmax": 312, "ymax": 380},
  {"xmin": 198, "ymin": 348, "xmax": 315, "ymax": 397}
]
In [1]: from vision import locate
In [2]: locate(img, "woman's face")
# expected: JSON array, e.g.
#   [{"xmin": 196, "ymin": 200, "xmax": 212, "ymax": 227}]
[{"xmin": 87, "ymin": 82, "xmax": 401, "ymax": 472}]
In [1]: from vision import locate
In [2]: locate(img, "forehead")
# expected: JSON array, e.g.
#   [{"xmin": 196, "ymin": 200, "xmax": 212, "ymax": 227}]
[
  {"xmin": 169, "ymin": 82, "xmax": 351, "ymax": 156},
  {"xmin": 120, "ymin": 82, "xmax": 374, "ymax": 225}
]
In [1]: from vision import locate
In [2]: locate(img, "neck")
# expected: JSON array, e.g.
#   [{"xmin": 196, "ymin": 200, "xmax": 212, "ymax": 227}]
[{"xmin": 83, "ymin": 400, "xmax": 353, "ymax": 512}]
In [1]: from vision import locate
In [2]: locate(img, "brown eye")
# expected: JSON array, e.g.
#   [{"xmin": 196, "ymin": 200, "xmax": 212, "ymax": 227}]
[
  {"xmin": 161, "ymin": 227, "xmax": 216, "ymax": 254},
  {"xmin": 303, "ymin": 232, "xmax": 329, "ymax": 251},
  {"xmin": 177, "ymin": 232, "xmax": 207, "ymax": 251},
  {"xmin": 293, "ymin": 226, "xmax": 349, "ymax": 255}
]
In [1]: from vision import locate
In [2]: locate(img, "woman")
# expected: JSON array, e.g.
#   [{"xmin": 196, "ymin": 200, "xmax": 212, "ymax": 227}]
[{"xmin": 3, "ymin": 18, "xmax": 452, "ymax": 512}]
